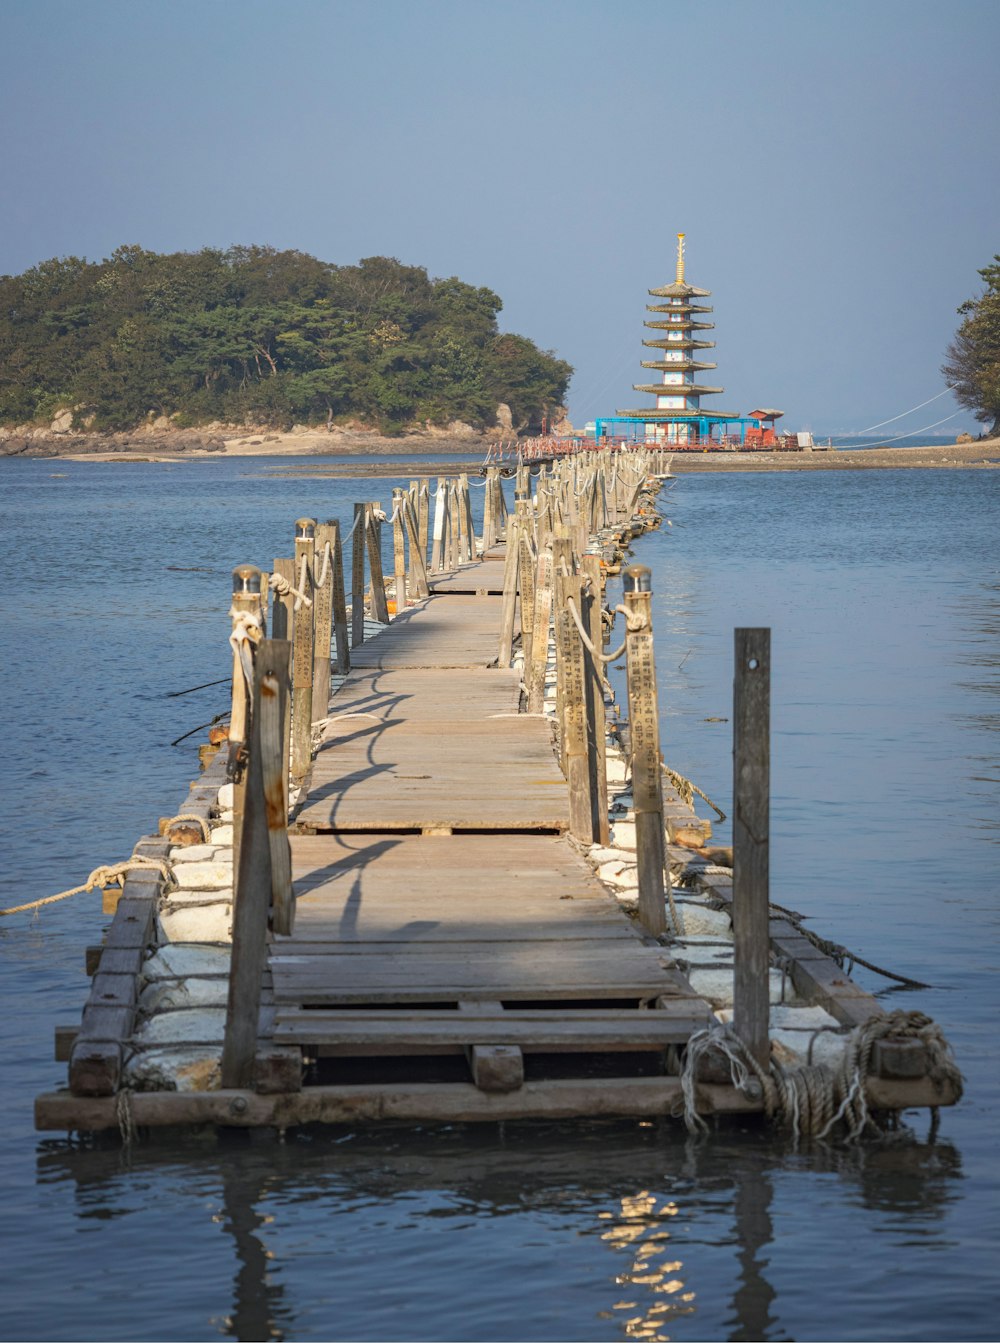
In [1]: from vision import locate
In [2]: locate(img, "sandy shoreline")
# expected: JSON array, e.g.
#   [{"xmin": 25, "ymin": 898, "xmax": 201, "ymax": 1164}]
[{"xmin": 2, "ymin": 426, "xmax": 998, "ymax": 472}]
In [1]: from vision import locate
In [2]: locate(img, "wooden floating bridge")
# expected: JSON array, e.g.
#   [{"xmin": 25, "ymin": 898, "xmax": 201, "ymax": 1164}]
[{"xmin": 35, "ymin": 450, "xmax": 961, "ymax": 1133}]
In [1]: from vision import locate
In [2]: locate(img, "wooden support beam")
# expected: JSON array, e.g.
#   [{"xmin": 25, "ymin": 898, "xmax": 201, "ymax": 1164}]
[
  {"xmin": 732, "ymin": 627, "xmax": 771, "ymax": 1069},
  {"xmin": 459, "ymin": 1001, "xmax": 524, "ymax": 1093}
]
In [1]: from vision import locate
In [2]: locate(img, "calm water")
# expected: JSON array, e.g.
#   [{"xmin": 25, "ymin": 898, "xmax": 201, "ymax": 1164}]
[{"xmin": 1, "ymin": 458, "xmax": 997, "ymax": 1341}]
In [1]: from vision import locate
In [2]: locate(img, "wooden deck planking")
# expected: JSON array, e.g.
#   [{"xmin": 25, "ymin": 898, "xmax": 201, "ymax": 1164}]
[
  {"xmin": 319, "ymin": 667, "xmax": 521, "ymax": 721},
  {"xmin": 274, "ymin": 1006, "xmax": 711, "ymax": 1051},
  {"xmin": 348, "ymin": 595, "xmax": 505, "ymax": 669},
  {"xmin": 298, "ymin": 688, "xmax": 565, "ymax": 832},
  {"xmin": 429, "ymin": 559, "xmax": 507, "ymax": 594},
  {"xmin": 284, "ymin": 834, "xmax": 634, "ymax": 942}
]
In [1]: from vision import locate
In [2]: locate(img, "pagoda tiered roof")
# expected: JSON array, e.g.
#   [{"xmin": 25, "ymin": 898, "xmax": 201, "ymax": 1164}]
[
  {"xmin": 646, "ymin": 302, "xmax": 713, "ymax": 314},
  {"xmin": 647, "ymin": 280, "xmax": 711, "ymax": 299},
  {"xmin": 640, "ymin": 359, "xmax": 717, "ymax": 372},
  {"xmin": 632, "ymin": 382, "xmax": 725, "ymax": 397},
  {"xmin": 615, "ymin": 406, "xmax": 741, "ymax": 420},
  {"xmin": 642, "ymin": 337, "xmax": 716, "ymax": 350},
  {"xmin": 644, "ymin": 319, "xmax": 715, "ymax": 331}
]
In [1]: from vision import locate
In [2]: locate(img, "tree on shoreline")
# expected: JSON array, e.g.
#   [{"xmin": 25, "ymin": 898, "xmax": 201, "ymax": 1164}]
[
  {"xmin": 0, "ymin": 247, "xmax": 572, "ymax": 434},
  {"xmin": 943, "ymin": 256, "xmax": 1000, "ymax": 438}
]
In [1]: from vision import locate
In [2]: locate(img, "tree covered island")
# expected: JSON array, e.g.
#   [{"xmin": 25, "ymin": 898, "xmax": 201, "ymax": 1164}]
[{"xmin": 0, "ymin": 246, "xmax": 572, "ymax": 437}]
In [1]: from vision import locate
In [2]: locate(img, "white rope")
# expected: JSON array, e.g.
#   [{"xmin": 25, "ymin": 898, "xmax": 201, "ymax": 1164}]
[
  {"xmin": 565, "ymin": 596, "xmax": 629, "ymax": 664},
  {"xmin": 268, "ymin": 561, "xmax": 312, "ymax": 612},
  {"xmin": 848, "ymin": 384, "xmax": 958, "ymax": 436},
  {"xmin": 314, "ymin": 540, "xmax": 332, "ymax": 590},
  {"xmin": 228, "ymin": 606, "xmax": 263, "ymax": 688}
]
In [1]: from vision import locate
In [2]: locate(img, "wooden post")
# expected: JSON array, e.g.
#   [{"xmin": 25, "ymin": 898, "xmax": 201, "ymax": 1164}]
[
  {"xmin": 328, "ymin": 520, "xmax": 350, "ymax": 674},
  {"xmin": 311, "ymin": 523, "xmax": 335, "ymax": 723},
  {"xmin": 228, "ymin": 564, "xmax": 263, "ymax": 888},
  {"xmin": 290, "ymin": 517, "xmax": 316, "ymax": 781},
  {"xmin": 457, "ymin": 474, "xmax": 471, "ymax": 563},
  {"xmin": 259, "ymin": 639, "xmax": 293, "ymax": 935},
  {"xmin": 733, "ymin": 627, "xmax": 771, "ymax": 1069},
  {"xmin": 366, "ymin": 503, "xmax": 390, "ymax": 623},
  {"xmin": 527, "ymin": 548, "xmax": 553, "ymax": 714},
  {"xmin": 497, "ymin": 512, "xmax": 521, "ymax": 666},
  {"xmin": 517, "ymin": 525, "xmax": 536, "ymax": 672},
  {"xmin": 623, "ymin": 565, "xmax": 666, "ymax": 937},
  {"xmin": 581, "ymin": 552, "xmax": 610, "ymax": 845},
  {"xmin": 403, "ymin": 495, "xmax": 430, "ymax": 598},
  {"xmin": 555, "ymin": 572, "xmax": 594, "ymax": 842},
  {"xmin": 550, "ymin": 535, "xmax": 573, "ymax": 759},
  {"xmin": 351, "ymin": 502, "xmax": 366, "ymax": 647},
  {"xmin": 222, "ymin": 639, "xmax": 278, "ymax": 1090},
  {"xmin": 418, "ymin": 482, "xmax": 430, "ymax": 563},
  {"xmin": 462, "ymin": 475, "xmax": 476, "ymax": 560},
  {"xmin": 391, "ymin": 488, "xmax": 407, "ymax": 613},
  {"xmin": 482, "ymin": 471, "xmax": 496, "ymax": 552},
  {"xmin": 430, "ymin": 480, "xmax": 445, "ymax": 572},
  {"xmin": 270, "ymin": 557, "xmax": 294, "ymax": 790}
]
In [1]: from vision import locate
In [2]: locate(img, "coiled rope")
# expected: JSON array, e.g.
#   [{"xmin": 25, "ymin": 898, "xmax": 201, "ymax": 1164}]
[
  {"xmin": 1, "ymin": 856, "xmax": 175, "ymax": 917},
  {"xmin": 679, "ymin": 1010, "xmax": 962, "ymax": 1141}
]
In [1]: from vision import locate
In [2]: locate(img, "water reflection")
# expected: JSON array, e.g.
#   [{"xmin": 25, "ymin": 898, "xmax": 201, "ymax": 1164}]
[{"xmin": 35, "ymin": 1122, "xmax": 962, "ymax": 1341}]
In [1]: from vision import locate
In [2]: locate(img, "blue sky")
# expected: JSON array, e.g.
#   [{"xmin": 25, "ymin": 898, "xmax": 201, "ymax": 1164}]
[{"xmin": 2, "ymin": 0, "xmax": 998, "ymax": 434}]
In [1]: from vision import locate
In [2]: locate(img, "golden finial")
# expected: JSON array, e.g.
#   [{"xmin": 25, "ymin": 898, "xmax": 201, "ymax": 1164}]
[{"xmin": 676, "ymin": 232, "xmax": 686, "ymax": 284}]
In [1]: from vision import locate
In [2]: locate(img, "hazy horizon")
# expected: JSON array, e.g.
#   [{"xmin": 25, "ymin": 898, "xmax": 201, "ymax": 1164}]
[{"xmin": 3, "ymin": 0, "xmax": 997, "ymax": 436}]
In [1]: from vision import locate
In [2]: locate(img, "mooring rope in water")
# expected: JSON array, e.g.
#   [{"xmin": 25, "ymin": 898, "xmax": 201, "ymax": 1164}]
[
  {"xmin": 679, "ymin": 864, "xmax": 931, "ymax": 990},
  {"xmin": 661, "ymin": 764, "xmax": 727, "ymax": 822},
  {"xmin": 0, "ymin": 856, "xmax": 175, "ymax": 918}
]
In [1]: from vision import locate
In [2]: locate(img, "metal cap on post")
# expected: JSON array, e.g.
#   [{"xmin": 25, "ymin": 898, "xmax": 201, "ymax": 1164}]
[
  {"xmin": 623, "ymin": 563, "xmax": 651, "ymax": 594},
  {"xmin": 295, "ymin": 518, "xmax": 316, "ymax": 542}
]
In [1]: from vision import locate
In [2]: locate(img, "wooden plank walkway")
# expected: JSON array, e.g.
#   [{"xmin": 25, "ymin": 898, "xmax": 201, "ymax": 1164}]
[{"xmin": 276, "ymin": 565, "xmax": 710, "ymax": 1077}]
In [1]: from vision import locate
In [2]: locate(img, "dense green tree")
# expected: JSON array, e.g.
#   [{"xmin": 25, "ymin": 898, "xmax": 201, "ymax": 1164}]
[
  {"xmin": 943, "ymin": 256, "xmax": 1000, "ymax": 437},
  {"xmin": 0, "ymin": 246, "xmax": 572, "ymax": 433}
]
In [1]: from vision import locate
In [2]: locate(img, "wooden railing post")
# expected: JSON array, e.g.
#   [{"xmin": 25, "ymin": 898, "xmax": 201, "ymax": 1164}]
[
  {"xmin": 623, "ymin": 564, "xmax": 666, "ymax": 937},
  {"xmin": 312, "ymin": 522, "xmax": 335, "ymax": 723},
  {"xmin": 498, "ymin": 510, "xmax": 521, "ymax": 666},
  {"xmin": 733, "ymin": 628, "xmax": 771, "ymax": 1069},
  {"xmin": 328, "ymin": 520, "xmax": 350, "ymax": 674},
  {"xmin": 228, "ymin": 564, "xmax": 263, "ymax": 885},
  {"xmin": 527, "ymin": 548, "xmax": 553, "ymax": 714},
  {"xmin": 365, "ymin": 503, "xmax": 390, "ymax": 623},
  {"xmin": 291, "ymin": 517, "xmax": 316, "ymax": 781},
  {"xmin": 351, "ymin": 502, "xmax": 366, "ymax": 647},
  {"xmin": 391, "ymin": 488, "xmax": 407, "ymax": 613},
  {"xmin": 418, "ymin": 481, "xmax": 430, "ymax": 563},
  {"xmin": 555, "ymin": 571, "xmax": 594, "ymax": 842},
  {"xmin": 403, "ymin": 495, "xmax": 430, "ymax": 598},
  {"xmin": 580, "ymin": 552, "xmax": 610, "ymax": 845},
  {"xmin": 222, "ymin": 638, "xmax": 291, "ymax": 1089}
]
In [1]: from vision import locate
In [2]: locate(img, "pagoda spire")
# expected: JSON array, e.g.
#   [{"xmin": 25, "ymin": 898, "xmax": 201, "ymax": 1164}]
[{"xmin": 614, "ymin": 233, "xmax": 740, "ymax": 445}]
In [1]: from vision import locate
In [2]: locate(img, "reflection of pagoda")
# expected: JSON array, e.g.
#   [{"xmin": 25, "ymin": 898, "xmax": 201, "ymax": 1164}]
[{"xmin": 608, "ymin": 233, "xmax": 745, "ymax": 445}]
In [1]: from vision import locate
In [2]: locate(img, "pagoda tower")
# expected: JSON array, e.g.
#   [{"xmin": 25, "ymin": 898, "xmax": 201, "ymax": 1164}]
[{"xmin": 615, "ymin": 234, "xmax": 741, "ymax": 445}]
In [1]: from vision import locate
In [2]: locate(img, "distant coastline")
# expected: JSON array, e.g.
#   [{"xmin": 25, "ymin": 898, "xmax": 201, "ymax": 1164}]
[{"xmin": 0, "ymin": 423, "xmax": 997, "ymax": 472}]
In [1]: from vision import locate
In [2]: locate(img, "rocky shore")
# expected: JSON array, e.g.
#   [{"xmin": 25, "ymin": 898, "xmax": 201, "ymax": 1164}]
[{"xmin": 0, "ymin": 422, "xmax": 492, "ymax": 461}]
